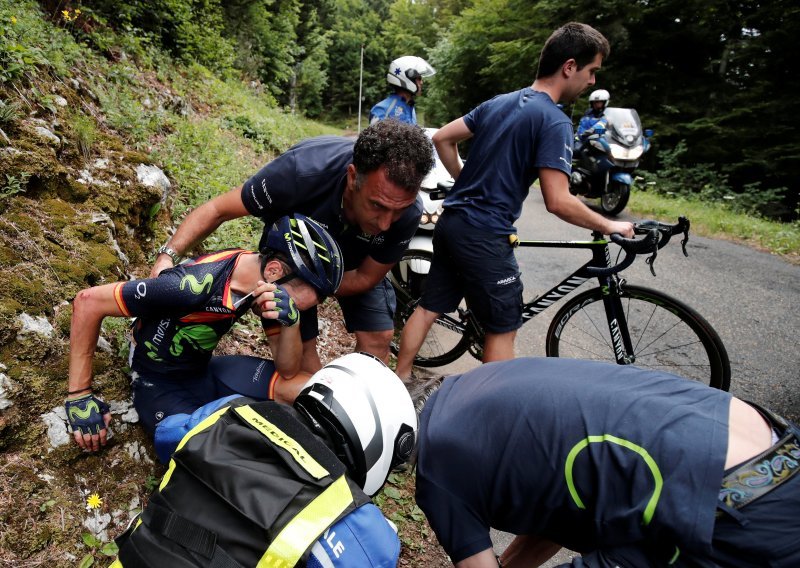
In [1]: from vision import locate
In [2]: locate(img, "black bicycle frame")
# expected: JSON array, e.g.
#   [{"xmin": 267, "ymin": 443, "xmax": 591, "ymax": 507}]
[{"xmin": 515, "ymin": 237, "xmax": 636, "ymax": 364}]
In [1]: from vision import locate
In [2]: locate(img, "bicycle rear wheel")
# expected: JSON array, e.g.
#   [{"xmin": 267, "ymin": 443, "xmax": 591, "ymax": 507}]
[
  {"xmin": 545, "ymin": 285, "xmax": 730, "ymax": 390},
  {"xmin": 389, "ymin": 250, "xmax": 470, "ymax": 367}
]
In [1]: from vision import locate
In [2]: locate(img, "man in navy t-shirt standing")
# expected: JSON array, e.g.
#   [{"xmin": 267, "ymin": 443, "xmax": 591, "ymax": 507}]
[
  {"xmin": 395, "ymin": 23, "xmax": 634, "ymax": 381},
  {"xmin": 416, "ymin": 358, "xmax": 800, "ymax": 567},
  {"xmin": 151, "ymin": 120, "xmax": 434, "ymax": 372}
]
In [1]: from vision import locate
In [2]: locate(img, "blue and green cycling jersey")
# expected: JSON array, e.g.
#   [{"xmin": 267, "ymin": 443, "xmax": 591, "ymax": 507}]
[{"xmin": 116, "ymin": 249, "xmax": 256, "ymax": 378}]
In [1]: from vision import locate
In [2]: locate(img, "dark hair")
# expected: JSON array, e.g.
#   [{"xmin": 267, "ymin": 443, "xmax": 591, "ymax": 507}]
[
  {"xmin": 536, "ymin": 22, "xmax": 610, "ymax": 79},
  {"xmin": 352, "ymin": 119, "xmax": 435, "ymax": 193}
]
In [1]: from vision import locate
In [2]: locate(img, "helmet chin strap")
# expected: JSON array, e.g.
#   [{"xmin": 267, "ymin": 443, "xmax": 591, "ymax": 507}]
[{"xmin": 259, "ymin": 253, "xmax": 296, "ymax": 285}]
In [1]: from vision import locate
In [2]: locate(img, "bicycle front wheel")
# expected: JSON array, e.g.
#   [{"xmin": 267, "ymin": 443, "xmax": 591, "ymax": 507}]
[
  {"xmin": 545, "ymin": 285, "xmax": 730, "ymax": 390},
  {"xmin": 389, "ymin": 250, "xmax": 470, "ymax": 367}
]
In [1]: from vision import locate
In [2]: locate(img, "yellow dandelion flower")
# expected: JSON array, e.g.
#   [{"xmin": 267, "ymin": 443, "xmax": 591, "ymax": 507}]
[
  {"xmin": 10, "ymin": 16, "xmax": 17, "ymax": 25},
  {"xmin": 62, "ymin": 10, "xmax": 69, "ymax": 19},
  {"xmin": 87, "ymin": 493, "xmax": 103, "ymax": 509},
  {"xmin": 75, "ymin": 9, "xmax": 81, "ymax": 15}
]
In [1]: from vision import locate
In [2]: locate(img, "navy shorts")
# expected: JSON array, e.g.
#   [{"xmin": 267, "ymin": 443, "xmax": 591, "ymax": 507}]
[
  {"xmin": 421, "ymin": 210, "xmax": 523, "ymax": 334},
  {"xmin": 707, "ymin": 421, "xmax": 800, "ymax": 566},
  {"xmin": 131, "ymin": 356, "xmax": 277, "ymax": 433},
  {"xmin": 299, "ymin": 277, "xmax": 396, "ymax": 341}
]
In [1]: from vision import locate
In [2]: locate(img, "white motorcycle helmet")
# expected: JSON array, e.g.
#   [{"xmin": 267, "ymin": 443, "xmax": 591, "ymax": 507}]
[
  {"xmin": 387, "ymin": 56, "xmax": 436, "ymax": 95},
  {"xmin": 588, "ymin": 89, "xmax": 610, "ymax": 110},
  {"xmin": 293, "ymin": 352, "xmax": 417, "ymax": 496}
]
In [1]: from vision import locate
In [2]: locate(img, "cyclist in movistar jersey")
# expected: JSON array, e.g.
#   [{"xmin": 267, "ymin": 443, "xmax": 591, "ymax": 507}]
[{"xmin": 65, "ymin": 215, "xmax": 343, "ymax": 454}]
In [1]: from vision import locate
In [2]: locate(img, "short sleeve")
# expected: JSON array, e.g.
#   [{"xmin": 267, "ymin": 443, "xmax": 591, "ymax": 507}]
[
  {"xmin": 118, "ymin": 265, "xmax": 213, "ymax": 317},
  {"xmin": 241, "ymin": 150, "xmax": 299, "ymax": 218},
  {"xmin": 415, "ymin": 476, "xmax": 493, "ymax": 563},
  {"xmin": 534, "ymin": 121, "xmax": 574, "ymax": 176}
]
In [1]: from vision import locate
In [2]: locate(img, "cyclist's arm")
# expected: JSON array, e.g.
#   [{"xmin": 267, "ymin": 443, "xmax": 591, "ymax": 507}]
[
  {"xmin": 433, "ymin": 118, "xmax": 472, "ymax": 180},
  {"xmin": 454, "ymin": 548, "xmax": 498, "ymax": 568},
  {"xmin": 151, "ymin": 186, "xmax": 249, "ymax": 276},
  {"xmin": 539, "ymin": 168, "xmax": 634, "ymax": 237},
  {"xmin": 336, "ymin": 257, "xmax": 394, "ymax": 297},
  {"xmin": 265, "ymin": 319, "xmax": 302, "ymax": 379},
  {"xmin": 68, "ymin": 284, "xmax": 126, "ymax": 396}
]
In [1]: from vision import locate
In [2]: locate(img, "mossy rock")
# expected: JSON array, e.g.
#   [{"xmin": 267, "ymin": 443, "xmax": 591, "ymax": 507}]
[
  {"xmin": 0, "ymin": 269, "xmax": 48, "ymax": 312},
  {"xmin": 84, "ymin": 241, "xmax": 124, "ymax": 275}
]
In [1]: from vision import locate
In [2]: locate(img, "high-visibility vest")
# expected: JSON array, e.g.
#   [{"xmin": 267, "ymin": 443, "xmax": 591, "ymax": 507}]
[{"xmin": 113, "ymin": 399, "xmax": 370, "ymax": 567}]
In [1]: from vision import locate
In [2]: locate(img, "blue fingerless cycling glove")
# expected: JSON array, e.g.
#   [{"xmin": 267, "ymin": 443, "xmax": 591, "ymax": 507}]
[
  {"xmin": 270, "ymin": 284, "xmax": 299, "ymax": 327},
  {"xmin": 65, "ymin": 393, "xmax": 110, "ymax": 436}
]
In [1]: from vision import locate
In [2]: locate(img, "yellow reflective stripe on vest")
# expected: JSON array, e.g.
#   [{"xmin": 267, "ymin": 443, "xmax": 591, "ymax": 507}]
[
  {"xmin": 109, "ymin": 560, "xmax": 123, "ymax": 568},
  {"xmin": 258, "ymin": 475, "xmax": 353, "ymax": 568},
  {"xmin": 234, "ymin": 405, "xmax": 329, "ymax": 480},
  {"xmin": 159, "ymin": 406, "xmax": 232, "ymax": 490}
]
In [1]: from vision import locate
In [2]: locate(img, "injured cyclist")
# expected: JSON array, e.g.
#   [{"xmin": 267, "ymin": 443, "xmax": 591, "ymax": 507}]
[{"xmin": 64, "ymin": 214, "xmax": 343, "ymax": 456}]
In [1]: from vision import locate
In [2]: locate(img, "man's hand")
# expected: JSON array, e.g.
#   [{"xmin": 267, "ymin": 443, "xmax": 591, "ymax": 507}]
[
  {"xmin": 607, "ymin": 220, "xmax": 635, "ymax": 239},
  {"xmin": 65, "ymin": 393, "xmax": 112, "ymax": 452},
  {"xmin": 151, "ymin": 254, "xmax": 174, "ymax": 278},
  {"xmin": 269, "ymin": 284, "xmax": 299, "ymax": 327}
]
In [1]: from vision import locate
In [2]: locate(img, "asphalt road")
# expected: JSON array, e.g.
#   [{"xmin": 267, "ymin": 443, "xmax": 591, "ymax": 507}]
[{"xmin": 420, "ymin": 191, "xmax": 800, "ymax": 565}]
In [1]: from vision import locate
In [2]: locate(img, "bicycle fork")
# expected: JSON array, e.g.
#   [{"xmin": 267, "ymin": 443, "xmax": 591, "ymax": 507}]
[{"xmin": 599, "ymin": 277, "xmax": 637, "ymax": 365}]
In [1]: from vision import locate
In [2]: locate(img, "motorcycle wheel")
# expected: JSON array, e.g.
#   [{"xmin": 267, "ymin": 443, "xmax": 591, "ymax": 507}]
[{"xmin": 600, "ymin": 180, "xmax": 630, "ymax": 216}]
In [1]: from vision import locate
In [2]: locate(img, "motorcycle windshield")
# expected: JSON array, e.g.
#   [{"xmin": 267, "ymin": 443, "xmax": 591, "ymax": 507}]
[{"xmin": 605, "ymin": 108, "xmax": 642, "ymax": 147}]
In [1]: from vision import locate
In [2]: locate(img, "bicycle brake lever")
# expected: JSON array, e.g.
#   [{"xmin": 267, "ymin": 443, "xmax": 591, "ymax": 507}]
[
  {"xmin": 645, "ymin": 228, "xmax": 659, "ymax": 276},
  {"xmin": 681, "ymin": 228, "xmax": 690, "ymax": 257},
  {"xmin": 645, "ymin": 250, "xmax": 658, "ymax": 276}
]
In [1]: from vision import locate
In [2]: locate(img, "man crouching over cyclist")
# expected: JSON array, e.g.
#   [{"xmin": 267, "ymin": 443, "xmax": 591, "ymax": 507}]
[
  {"xmin": 415, "ymin": 358, "xmax": 800, "ymax": 567},
  {"xmin": 64, "ymin": 214, "xmax": 343, "ymax": 454}
]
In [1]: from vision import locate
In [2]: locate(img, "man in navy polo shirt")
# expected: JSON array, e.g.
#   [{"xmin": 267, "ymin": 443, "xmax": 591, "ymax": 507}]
[
  {"xmin": 395, "ymin": 23, "xmax": 635, "ymax": 381},
  {"xmin": 416, "ymin": 358, "xmax": 800, "ymax": 567},
  {"xmin": 152, "ymin": 120, "xmax": 434, "ymax": 371}
]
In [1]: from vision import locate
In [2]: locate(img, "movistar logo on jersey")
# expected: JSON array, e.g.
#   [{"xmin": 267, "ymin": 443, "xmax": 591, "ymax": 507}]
[
  {"xmin": 144, "ymin": 340, "xmax": 164, "ymax": 361},
  {"xmin": 169, "ymin": 324, "xmax": 220, "ymax": 356},
  {"xmin": 180, "ymin": 273, "xmax": 214, "ymax": 295}
]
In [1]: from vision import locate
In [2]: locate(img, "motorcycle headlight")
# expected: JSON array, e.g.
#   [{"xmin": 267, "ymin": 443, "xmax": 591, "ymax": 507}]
[
  {"xmin": 420, "ymin": 213, "xmax": 431, "ymax": 224},
  {"xmin": 609, "ymin": 144, "xmax": 644, "ymax": 160},
  {"xmin": 431, "ymin": 213, "xmax": 439, "ymax": 223}
]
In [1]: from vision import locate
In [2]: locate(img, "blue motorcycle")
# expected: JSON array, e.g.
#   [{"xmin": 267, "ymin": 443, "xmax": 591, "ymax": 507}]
[{"xmin": 570, "ymin": 107, "xmax": 652, "ymax": 216}]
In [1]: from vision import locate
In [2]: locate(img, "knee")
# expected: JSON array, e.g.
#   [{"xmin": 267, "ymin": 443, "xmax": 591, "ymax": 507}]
[{"xmin": 355, "ymin": 330, "xmax": 393, "ymax": 360}]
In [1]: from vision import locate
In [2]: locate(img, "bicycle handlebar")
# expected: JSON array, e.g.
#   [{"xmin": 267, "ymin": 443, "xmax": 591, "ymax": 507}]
[
  {"xmin": 584, "ymin": 230, "xmax": 659, "ymax": 277},
  {"xmin": 585, "ymin": 216, "xmax": 691, "ymax": 277}
]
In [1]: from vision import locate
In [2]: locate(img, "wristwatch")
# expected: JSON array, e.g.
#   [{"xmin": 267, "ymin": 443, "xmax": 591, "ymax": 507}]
[{"xmin": 156, "ymin": 244, "xmax": 181, "ymax": 265}]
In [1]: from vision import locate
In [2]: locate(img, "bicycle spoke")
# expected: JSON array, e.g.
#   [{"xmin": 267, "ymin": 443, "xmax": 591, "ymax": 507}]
[
  {"xmin": 547, "ymin": 285, "xmax": 730, "ymax": 389},
  {"xmin": 569, "ymin": 307, "xmax": 614, "ymax": 351}
]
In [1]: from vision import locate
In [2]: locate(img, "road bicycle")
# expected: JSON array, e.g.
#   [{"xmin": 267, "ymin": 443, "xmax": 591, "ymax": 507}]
[{"xmin": 389, "ymin": 217, "xmax": 731, "ymax": 390}]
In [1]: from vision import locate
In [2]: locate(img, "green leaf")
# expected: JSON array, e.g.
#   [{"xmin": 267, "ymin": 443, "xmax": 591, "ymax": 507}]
[
  {"xmin": 82, "ymin": 533, "xmax": 101, "ymax": 548},
  {"xmin": 77, "ymin": 554, "xmax": 95, "ymax": 568},
  {"xmin": 383, "ymin": 486, "xmax": 402, "ymax": 500},
  {"xmin": 410, "ymin": 505, "xmax": 425, "ymax": 521},
  {"xmin": 100, "ymin": 541, "xmax": 119, "ymax": 556},
  {"xmin": 39, "ymin": 499, "xmax": 56, "ymax": 512}
]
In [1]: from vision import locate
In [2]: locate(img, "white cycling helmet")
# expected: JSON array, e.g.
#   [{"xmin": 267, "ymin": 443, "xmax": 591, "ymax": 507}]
[
  {"xmin": 588, "ymin": 89, "xmax": 610, "ymax": 107},
  {"xmin": 387, "ymin": 56, "xmax": 436, "ymax": 95},
  {"xmin": 293, "ymin": 352, "xmax": 417, "ymax": 496}
]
